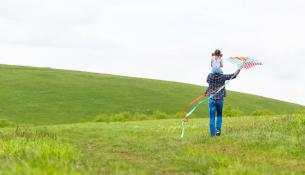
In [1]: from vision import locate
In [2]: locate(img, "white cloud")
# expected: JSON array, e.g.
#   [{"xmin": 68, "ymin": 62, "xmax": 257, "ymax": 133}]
[{"xmin": 0, "ymin": 0, "xmax": 304, "ymax": 105}]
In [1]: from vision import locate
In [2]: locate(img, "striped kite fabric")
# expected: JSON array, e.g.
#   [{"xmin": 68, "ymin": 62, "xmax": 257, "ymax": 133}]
[{"xmin": 228, "ymin": 57, "xmax": 263, "ymax": 69}]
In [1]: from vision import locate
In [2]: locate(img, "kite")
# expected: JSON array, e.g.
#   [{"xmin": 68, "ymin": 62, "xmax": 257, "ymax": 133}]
[
  {"xmin": 180, "ymin": 57, "xmax": 263, "ymax": 139},
  {"xmin": 227, "ymin": 57, "xmax": 263, "ymax": 69}
]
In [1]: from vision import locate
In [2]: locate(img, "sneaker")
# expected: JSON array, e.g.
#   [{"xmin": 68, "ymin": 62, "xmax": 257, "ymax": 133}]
[{"xmin": 216, "ymin": 130, "xmax": 221, "ymax": 136}]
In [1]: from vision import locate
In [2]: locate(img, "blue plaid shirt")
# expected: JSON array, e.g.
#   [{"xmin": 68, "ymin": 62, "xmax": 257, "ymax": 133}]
[{"xmin": 205, "ymin": 73, "xmax": 236, "ymax": 100}]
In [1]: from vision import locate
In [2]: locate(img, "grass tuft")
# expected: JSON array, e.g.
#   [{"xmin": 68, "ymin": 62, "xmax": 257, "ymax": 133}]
[{"xmin": 0, "ymin": 128, "xmax": 83, "ymax": 174}]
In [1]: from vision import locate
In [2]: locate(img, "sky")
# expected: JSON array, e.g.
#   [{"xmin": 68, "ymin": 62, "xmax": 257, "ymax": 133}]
[{"xmin": 0, "ymin": 0, "xmax": 305, "ymax": 106}]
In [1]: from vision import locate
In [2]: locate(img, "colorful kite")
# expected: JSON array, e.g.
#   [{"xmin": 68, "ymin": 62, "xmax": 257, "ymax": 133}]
[
  {"xmin": 227, "ymin": 57, "xmax": 263, "ymax": 69},
  {"xmin": 180, "ymin": 57, "xmax": 263, "ymax": 139}
]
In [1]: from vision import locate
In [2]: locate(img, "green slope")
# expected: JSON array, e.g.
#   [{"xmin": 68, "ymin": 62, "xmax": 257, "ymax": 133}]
[{"xmin": 0, "ymin": 64, "xmax": 304, "ymax": 124}]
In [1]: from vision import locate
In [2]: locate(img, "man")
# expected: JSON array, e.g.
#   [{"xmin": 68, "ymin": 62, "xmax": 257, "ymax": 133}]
[{"xmin": 205, "ymin": 66, "xmax": 241, "ymax": 136}]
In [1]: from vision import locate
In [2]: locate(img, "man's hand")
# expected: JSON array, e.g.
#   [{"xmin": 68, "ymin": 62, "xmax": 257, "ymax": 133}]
[{"xmin": 234, "ymin": 68, "xmax": 242, "ymax": 77}]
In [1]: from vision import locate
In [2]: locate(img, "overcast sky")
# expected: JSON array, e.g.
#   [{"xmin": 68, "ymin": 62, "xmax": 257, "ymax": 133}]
[{"xmin": 0, "ymin": 0, "xmax": 304, "ymax": 106}]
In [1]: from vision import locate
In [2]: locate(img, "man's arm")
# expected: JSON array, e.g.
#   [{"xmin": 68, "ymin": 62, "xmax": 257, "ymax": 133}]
[
  {"xmin": 223, "ymin": 68, "xmax": 241, "ymax": 80},
  {"xmin": 233, "ymin": 68, "xmax": 241, "ymax": 77}
]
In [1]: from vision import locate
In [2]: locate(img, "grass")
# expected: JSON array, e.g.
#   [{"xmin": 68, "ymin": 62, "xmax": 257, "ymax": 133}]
[
  {"xmin": 0, "ymin": 64, "xmax": 304, "ymax": 125},
  {"xmin": 1, "ymin": 114, "xmax": 303, "ymax": 174},
  {"xmin": 0, "ymin": 128, "xmax": 82, "ymax": 175}
]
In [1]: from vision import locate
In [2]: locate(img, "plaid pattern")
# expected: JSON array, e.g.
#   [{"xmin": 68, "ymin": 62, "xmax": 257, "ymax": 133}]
[{"xmin": 205, "ymin": 73, "xmax": 236, "ymax": 100}]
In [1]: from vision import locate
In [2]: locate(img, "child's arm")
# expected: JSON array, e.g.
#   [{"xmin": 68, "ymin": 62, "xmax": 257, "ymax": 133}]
[
  {"xmin": 211, "ymin": 59, "xmax": 213, "ymax": 67},
  {"xmin": 220, "ymin": 59, "xmax": 223, "ymax": 67}
]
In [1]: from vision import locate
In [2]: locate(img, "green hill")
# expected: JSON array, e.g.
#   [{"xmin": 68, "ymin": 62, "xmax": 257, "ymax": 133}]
[
  {"xmin": 0, "ymin": 64, "xmax": 304, "ymax": 174},
  {"xmin": 0, "ymin": 64, "xmax": 304, "ymax": 124}
]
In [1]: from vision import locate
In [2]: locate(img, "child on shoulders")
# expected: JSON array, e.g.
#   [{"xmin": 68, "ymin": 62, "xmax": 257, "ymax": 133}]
[{"xmin": 211, "ymin": 49, "xmax": 223, "ymax": 74}]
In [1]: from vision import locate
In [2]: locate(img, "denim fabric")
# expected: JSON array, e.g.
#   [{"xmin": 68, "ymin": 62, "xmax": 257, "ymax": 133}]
[{"xmin": 208, "ymin": 98, "xmax": 224, "ymax": 136}]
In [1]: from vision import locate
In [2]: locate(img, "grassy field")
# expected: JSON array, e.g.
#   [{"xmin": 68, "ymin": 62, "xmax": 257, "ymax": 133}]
[
  {"xmin": 0, "ymin": 64, "xmax": 304, "ymax": 125},
  {"xmin": 0, "ymin": 64, "xmax": 304, "ymax": 174},
  {"xmin": 1, "ymin": 114, "xmax": 304, "ymax": 174}
]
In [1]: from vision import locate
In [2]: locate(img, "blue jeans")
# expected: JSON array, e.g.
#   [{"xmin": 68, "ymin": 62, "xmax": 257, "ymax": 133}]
[{"xmin": 208, "ymin": 98, "xmax": 224, "ymax": 136}]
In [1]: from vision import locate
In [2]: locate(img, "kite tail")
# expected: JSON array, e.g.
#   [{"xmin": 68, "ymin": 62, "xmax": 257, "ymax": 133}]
[
  {"xmin": 180, "ymin": 119, "xmax": 185, "ymax": 138},
  {"xmin": 180, "ymin": 94, "xmax": 208, "ymax": 139}
]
